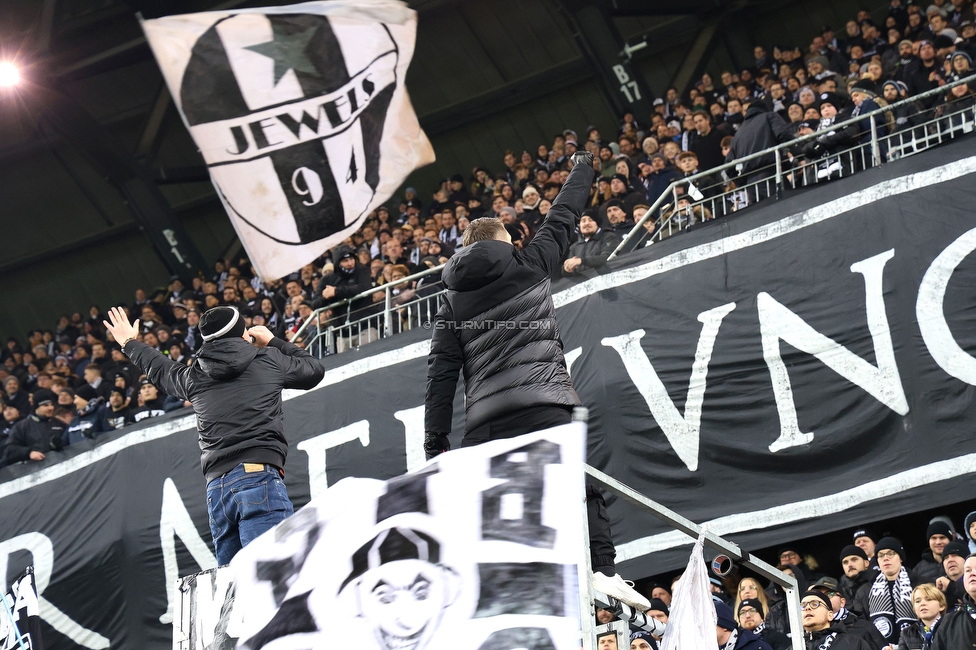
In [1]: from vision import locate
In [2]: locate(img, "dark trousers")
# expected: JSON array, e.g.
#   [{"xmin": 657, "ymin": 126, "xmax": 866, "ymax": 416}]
[{"xmin": 462, "ymin": 405, "xmax": 616, "ymax": 575}]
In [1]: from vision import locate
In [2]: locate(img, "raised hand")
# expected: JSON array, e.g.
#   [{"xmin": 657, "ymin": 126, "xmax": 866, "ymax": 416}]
[{"xmin": 102, "ymin": 307, "xmax": 140, "ymax": 345}]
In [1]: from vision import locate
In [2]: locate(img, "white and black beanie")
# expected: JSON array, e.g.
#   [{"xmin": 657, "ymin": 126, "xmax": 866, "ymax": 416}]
[{"xmin": 200, "ymin": 306, "xmax": 245, "ymax": 343}]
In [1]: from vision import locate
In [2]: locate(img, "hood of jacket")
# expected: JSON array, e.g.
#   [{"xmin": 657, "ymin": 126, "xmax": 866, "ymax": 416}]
[
  {"xmin": 442, "ymin": 240, "xmax": 513, "ymax": 292},
  {"xmin": 195, "ymin": 337, "xmax": 258, "ymax": 380},
  {"xmin": 744, "ymin": 103, "xmax": 769, "ymax": 120},
  {"xmin": 965, "ymin": 511, "xmax": 976, "ymax": 542}
]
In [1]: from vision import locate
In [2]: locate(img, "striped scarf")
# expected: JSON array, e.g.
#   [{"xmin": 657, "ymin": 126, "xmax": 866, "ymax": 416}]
[{"xmin": 869, "ymin": 567, "xmax": 915, "ymax": 640}]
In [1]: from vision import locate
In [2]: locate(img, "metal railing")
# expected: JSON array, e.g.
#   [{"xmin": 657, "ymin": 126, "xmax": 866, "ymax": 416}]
[
  {"xmin": 610, "ymin": 71, "xmax": 976, "ymax": 259},
  {"xmin": 292, "ymin": 263, "xmax": 447, "ymax": 357},
  {"xmin": 294, "ymin": 73, "xmax": 976, "ymax": 357}
]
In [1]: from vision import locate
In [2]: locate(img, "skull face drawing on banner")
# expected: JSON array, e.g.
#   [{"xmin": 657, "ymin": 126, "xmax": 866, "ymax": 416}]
[
  {"xmin": 179, "ymin": 12, "xmax": 397, "ymax": 246},
  {"xmin": 339, "ymin": 527, "xmax": 463, "ymax": 650}
]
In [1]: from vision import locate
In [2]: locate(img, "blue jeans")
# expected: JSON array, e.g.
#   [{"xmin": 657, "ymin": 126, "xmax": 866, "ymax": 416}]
[{"xmin": 206, "ymin": 463, "xmax": 294, "ymax": 566}]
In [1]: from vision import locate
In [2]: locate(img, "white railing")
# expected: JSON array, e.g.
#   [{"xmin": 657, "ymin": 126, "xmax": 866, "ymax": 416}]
[
  {"xmin": 611, "ymin": 72, "xmax": 976, "ymax": 257},
  {"xmin": 294, "ymin": 73, "xmax": 976, "ymax": 357}
]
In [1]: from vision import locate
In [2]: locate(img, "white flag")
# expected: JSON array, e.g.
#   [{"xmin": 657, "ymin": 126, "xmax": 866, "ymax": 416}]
[
  {"xmin": 142, "ymin": 0, "xmax": 435, "ymax": 279},
  {"xmin": 660, "ymin": 530, "xmax": 719, "ymax": 650}
]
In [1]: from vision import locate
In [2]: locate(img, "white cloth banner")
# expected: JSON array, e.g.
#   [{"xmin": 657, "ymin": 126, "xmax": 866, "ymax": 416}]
[
  {"xmin": 660, "ymin": 530, "xmax": 718, "ymax": 650},
  {"xmin": 219, "ymin": 424, "xmax": 585, "ymax": 650},
  {"xmin": 0, "ymin": 571, "xmax": 42, "ymax": 650},
  {"xmin": 142, "ymin": 0, "xmax": 435, "ymax": 279}
]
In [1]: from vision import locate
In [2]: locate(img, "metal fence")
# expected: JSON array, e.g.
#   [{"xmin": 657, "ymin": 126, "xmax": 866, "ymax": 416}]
[
  {"xmin": 612, "ymin": 72, "xmax": 976, "ymax": 257},
  {"xmin": 294, "ymin": 73, "xmax": 976, "ymax": 357}
]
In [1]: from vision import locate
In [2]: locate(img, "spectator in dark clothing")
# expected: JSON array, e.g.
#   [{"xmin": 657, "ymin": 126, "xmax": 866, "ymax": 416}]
[
  {"xmin": 869, "ymin": 537, "xmax": 920, "ymax": 645},
  {"xmin": 643, "ymin": 154, "xmax": 680, "ymax": 205},
  {"xmin": 691, "ymin": 110, "xmax": 727, "ymax": 171},
  {"xmin": 125, "ymin": 381, "xmax": 167, "ymax": 425},
  {"xmin": 936, "ymin": 541, "xmax": 969, "ymax": 607},
  {"xmin": 839, "ymin": 545, "xmax": 878, "ymax": 617},
  {"xmin": 101, "ymin": 386, "xmax": 130, "ymax": 430},
  {"xmin": 64, "ymin": 384, "xmax": 109, "ymax": 445},
  {"xmin": 808, "ymin": 577, "xmax": 888, "ymax": 649},
  {"xmin": 897, "ymin": 583, "xmax": 947, "ymax": 650},
  {"xmin": 312, "ymin": 248, "xmax": 374, "ymax": 343},
  {"xmin": 930, "ymin": 555, "xmax": 976, "ymax": 649},
  {"xmin": 716, "ymin": 600, "xmax": 773, "ymax": 650},
  {"xmin": 915, "ymin": 521, "xmax": 954, "ymax": 584},
  {"xmin": 0, "ymin": 389, "xmax": 62, "ymax": 468},
  {"xmin": 737, "ymin": 598, "xmax": 791, "ymax": 650},
  {"xmin": 563, "ymin": 213, "xmax": 621, "ymax": 278},
  {"xmin": 1, "ymin": 404, "xmax": 22, "ymax": 439},
  {"xmin": 103, "ymin": 305, "xmax": 325, "ymax": 565},
  {"xmin": 800, "ymin": 592, "xmax": 872, "ymax": 650},
  {"xmin": 3, "ymin": 376, "xmax": 30, "ymax": 416},
  {"xmin": 725, "ymin": 99, "xmax": 793, "ymax": 197},
  {"xmin": 603, "ymin": 199, "xmax": 633, "ymax": 237},
  {"xmin": 423, "ymin": 153, "xmax": 648, "ymax": 613}
]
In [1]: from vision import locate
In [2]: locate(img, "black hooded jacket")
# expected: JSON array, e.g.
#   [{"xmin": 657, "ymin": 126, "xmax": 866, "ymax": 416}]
[
  {"xmin": 424, "ymin": 163, "xmax": 593, "ymax": 437},
  {"xmin": 725, "ymin": 104, "xmax": 793, "ymax": 175},
  {"xmin": 0, "ymin": 413, "xmax": 64, "ymax": 466},
  {"xmin": 804, "ymin": 622, "xmax": 873, "ymax": 650},
  {"xmin": 124, "ymin": 336, "xmax": 324, "ymax": 482}
]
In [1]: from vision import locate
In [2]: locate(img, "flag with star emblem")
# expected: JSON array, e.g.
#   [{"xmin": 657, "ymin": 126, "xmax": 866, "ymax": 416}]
[{"xmin": 141, "ymin": 1, "xmax": 435, "ymax": 279}]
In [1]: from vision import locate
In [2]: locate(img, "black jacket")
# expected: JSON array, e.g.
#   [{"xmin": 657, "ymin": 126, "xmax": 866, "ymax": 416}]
[
  {"xmin": 311, "ymin": 265, "xmax": 374, "ymax": 319},
  {"xmin": 564, "ymin": 230, "xmax": 621, "ymax": 277},
  {"xmin": 898, "ymin": 617, "xmax": 942, "ymax": 650},
  {"xmin": 915, "ymin": 551, "xmax": 945, "ymax": 585},
  {"xmin": 836, "ymin": 608, "xmax": 889, "ymax": 649},
  {"xmin": 424, "ymin": 163, "xmax": 593, "ymax": 437},
  {"xmin": 725, "ymin": 104, "xmax": 793, "ymax": 175},
  {"xmin": 842, "ymin": 568, "xmax": 879, "ymax": 617},
  {"xmin": 804, "ymin": 622, "xmax": 874, "ymax": 650},
  {"xmin": 1, "ymin": 414, "xmax": 63, "ymax": 466},
  {"xmin": 124, "ymin": 337, "xmax": 324, "ymax": 482},
  {"xmin": 931, "ymin": 597, "xmax": 976, "ymax": 650},
  {"xmin": 125, "ymin": 398, "xmax": 167, "ymax": 426},
  {"xmin": 727, "ymin": 628, "xmax": 773, "ymax": 650},
  {"xmin": 755, "ymin": 626, "xmax": 790, "ymax": 650}
]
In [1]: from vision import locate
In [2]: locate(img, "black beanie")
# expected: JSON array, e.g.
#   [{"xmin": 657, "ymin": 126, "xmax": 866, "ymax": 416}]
[
  {"xmin": 802, "ymin": 590, "xmax": 833, "ymax": 611},
  {"xmin": 840, "ymin": 545, "xmax": 868, "ymax": 562},
  {"xmin": 875, "ymin": 536, "xmax": 905, "ymax": 560},
  {"xmin": 927, "ymin": 521, "xmax": 953, "ymax": 540},
  {"xmin": 75, "ymin": 384, "xmax": 98, "ymax": 401},
  {"xmin": 200, "ymin": 307, "xmax": 246, "ymax": 343},
  {"xmin": 738, "ymin": 598, "xmax": 765, "ymax": 618},
  {"xmin": 943, "ymin": 540, "xmax": 969, "ymax": 559},
  {"xmin": 32, "ymin": 389, "xmax": 56, "ymax": 409},
  {"xmin": 649, "ymin": 598, "xmax": 670, "ymax": 615}
]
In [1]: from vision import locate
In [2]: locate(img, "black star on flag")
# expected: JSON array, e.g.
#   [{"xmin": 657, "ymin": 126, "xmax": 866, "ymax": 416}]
[
  {"xmin": 244, "ymin": 23, "xmax": 320, "ymax": 86},
  {"xmin": 142, "ymin": 2, "xmax": 435, "ymax": 280}
]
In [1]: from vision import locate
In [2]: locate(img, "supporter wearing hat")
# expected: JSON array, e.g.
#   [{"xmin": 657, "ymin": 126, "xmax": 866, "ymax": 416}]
[
  {"xmin": 737, "ymin": 597, "xmax": 791, "ymax": 650},
  {"xmin": 629, "ymin": 630, "xmax": 655, "ymax": 650},
  {"xmin": 915, "ymin": 520, "xmax": 954, "ymax": 583},
  {"xmin": 852, "ymin": 528, "xmax": 879, "ymax": 567},
  {"xmin": 0, "ymin": 388, "xmax": 62, "ymax": 467},
  {"xmin": 810, "ymin": 576, "xmax": 888, "ymax": 648},
  {"xmin": 714, "ymin": 599, "xmax": 772, "ymax": 650},
  {"xmin": 868, "ymin": 537, "xmax": 917, "ymax": 644},
  {"xmin": 937, "ymin": 540, "xmax": 970, "ymax": 606},
  {"xmin": 64, "ymin": 383, "xmax": 109, "ymax": 447},
  {"xmin": 839, "ymin": 545, "xmax": 877, "ymax": 617}
]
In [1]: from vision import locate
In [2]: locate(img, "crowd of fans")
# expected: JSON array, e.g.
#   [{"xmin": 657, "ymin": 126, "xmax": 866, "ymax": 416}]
[
  {"xmin": 2, "ymin": 10, "xmax": 976, "ymax": 625},
  {"xmin": 614, "ymin": 517, "xmax": 976, "ymax": 650}
]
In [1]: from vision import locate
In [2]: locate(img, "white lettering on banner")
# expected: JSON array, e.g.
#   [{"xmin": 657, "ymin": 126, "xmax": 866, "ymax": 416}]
[
  {"xmin": 760, "ymin": 250, "xmax": 908, "ymax": 452},
  {"xmin": 192, "ymin": 51, "xmax": 397, "ymax": 166},
  {"xmin": 601, "ymin": 303, "xmax": 736, "ymax": 471},
  {"xmin": 0, "ymin": 534, "xmax": 109, "ymax": 649},
  {"xmin": 159, "ymin": 478, "xmax": 217, "ymax": 625},
  {"xmin": 394, "ymin": 406, "xmax": 427, "ymax": 473},
  {"xmin": 917, "ymin": 226, "xmax": 976, "ymax": 385},
  {"xmin": 564, "ymin": 347, "xmax": 583, "ymax": 378},
  {"xmin": 297, "ymin": 420, "xmax": 370, "ymax": 500}
]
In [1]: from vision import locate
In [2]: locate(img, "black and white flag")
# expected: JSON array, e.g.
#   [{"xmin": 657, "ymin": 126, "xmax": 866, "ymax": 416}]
[
  {"xmin": 142, "ymin": 1, "xmax": 435, "ymax": 279},
  {"xmin": 1, "ymin": 570, "xmax": 43, "ymax": 650},
  {"xmin": 176, "ymin": 424, "xmax": 587, "ymax": 650}
]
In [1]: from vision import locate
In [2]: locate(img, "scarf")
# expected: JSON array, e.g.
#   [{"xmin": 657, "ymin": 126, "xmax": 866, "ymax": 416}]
[
  {"xmin": 720, "ymin": 627, "xmax": 739, "ymax": 650},
  {"xmin": 869, "ymin": 567, "xmax": 915, "ymax": 640},
  {"xmin": 804, "ymin": 628, "xmax": 838, "ymax": 650}
]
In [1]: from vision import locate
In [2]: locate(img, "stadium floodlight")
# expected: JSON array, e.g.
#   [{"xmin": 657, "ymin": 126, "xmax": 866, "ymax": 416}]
[{"xmin": 0, "ymin": 61, "xmax": 21, "ymax": 87}]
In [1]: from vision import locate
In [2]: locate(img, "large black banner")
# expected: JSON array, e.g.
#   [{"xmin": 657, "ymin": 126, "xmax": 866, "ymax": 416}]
[{"xmin": 2, "ymin": 138, "xmax": 976, "ymax": 649}]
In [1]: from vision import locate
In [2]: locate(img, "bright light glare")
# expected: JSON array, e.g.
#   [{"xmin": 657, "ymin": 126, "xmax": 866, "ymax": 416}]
[{"xmin": 0, "ymin": 62, "xmax": 20, "ymax": 88}]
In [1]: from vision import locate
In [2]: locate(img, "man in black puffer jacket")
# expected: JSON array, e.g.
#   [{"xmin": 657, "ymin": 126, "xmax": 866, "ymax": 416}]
[
  {"xmin": 103, "ymin": 305, "xmax": 324, "ymax": 565},
  {"xmin": 424, "ymin": 152, "xmax": 649, "ymax": 613}
]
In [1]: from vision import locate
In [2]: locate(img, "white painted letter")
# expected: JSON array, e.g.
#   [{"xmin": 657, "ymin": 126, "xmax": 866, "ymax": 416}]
[
  {"xmin": 159, "ymin": 478, "xmax": 217, "ymax": 624},
  {"xmin": 564, "ymin": 347, "xmax": 583, "ymax": 378},
  {"xmin": 296, "ymin": 420, "xmax": 370, "ymax": 499},
  {"xmin": 394, "ymin": 406, "xmax": 426, "ymax": 472},
  {"xmin": 601, "ymin": 303, "xmax": 736, "ymax": 471},
  {"xmin": 761, "ymin": 249, "xmax": 908, "ymax": 453},
  {"xmin": 0, "ymin": 533, "xmax": 110, "ymax": 649},
  {"xmin": 917, "ymin": 227, "xmax": 976, "ymax": 385}
]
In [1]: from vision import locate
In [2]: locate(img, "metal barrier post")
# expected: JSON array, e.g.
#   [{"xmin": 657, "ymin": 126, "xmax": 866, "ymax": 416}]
[
  {"xmin": 870, "ymin": 115, "xmax": 880, "ymax": 167},
  {"xmin": 383, "ymin": 285, "xmax": 392, "ymax": 338},
  {"xmin": 774, "ymin": 152, "xmax": 783, "ymax": 199}
]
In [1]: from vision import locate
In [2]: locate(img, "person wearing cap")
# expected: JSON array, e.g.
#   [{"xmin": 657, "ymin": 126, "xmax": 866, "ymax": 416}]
[
  {"xmin": 447, "ymin": 173, "xmax": 472, "ymax": 205},
  {"xmin": 882, "ymin": 80, "xmax": 922, "ymax": 131},
  {"xmin": 630, "ymin": 630, "xmax": 657, "ymax": 650},
  {"xmin": 725, "ymin": 96, "xmax": 793, "ymax": 200},
  {"xmin": 312, "ymin": 246, "xmax": 375, "ymax": 351},
  {"xmin": 935, "ymin": 540, "xmax": 969, "ymax": 606},
  {"xmin": 915, "ymin": 521, "xmax": 955, "ymax": 583},
  {"xmin": 0, "ymin": 389, "xmax": 63, "ymax": 468},
  {"xmin": 800, "ymin": 591, "xmax": 872, "ymax": 649},
  {"xmin": 563, "ymin": 211, "xmax": 621, "ymax": 279},
  {"xmin": 810, "ymin": 576, "xmax": 888, "ymax": 648},
  {"xmin": 1, "ymin": 403, "xmax": 22, "ymax": 439},
  {"xmin": 63, "ymin": 383, "xmax": 109, "ymax": 446},
  {"xmin": 930, "ymin": 553, "xmax": 976, "ymax": 648},
  {"xmin": 737, "ymin": 598, "xmax": 790, "ymax": 650},
  {"xmin": 839, "ymin": 544, "xmax": 878, "ymax": 617},
  {"xmin": 102, "ymin": 305, "xmax": 324, "ymax": 565},
  {"xmin": 101, "ymin": 386, "xmax": 131, "ymax": 430},
  {"xmin": 868, "ymin": 536, "xmax": 920, "ymax": 644},
  {"xmin": 123, "ymin": 380, "xmax": 167, "ymax": 427},
  {"xmin": 716, "ymin": 600, "xmax": 773, "ymax": 650}
]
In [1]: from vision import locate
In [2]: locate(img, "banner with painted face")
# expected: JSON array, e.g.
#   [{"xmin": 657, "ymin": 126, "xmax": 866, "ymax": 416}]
[
  {"xmin": 176, "ymin": 425, "xmax": 587, "ymax": 650},
  {"xmin": 141, "ymin": 1, "xmax": 435, "ymax": 279}
]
